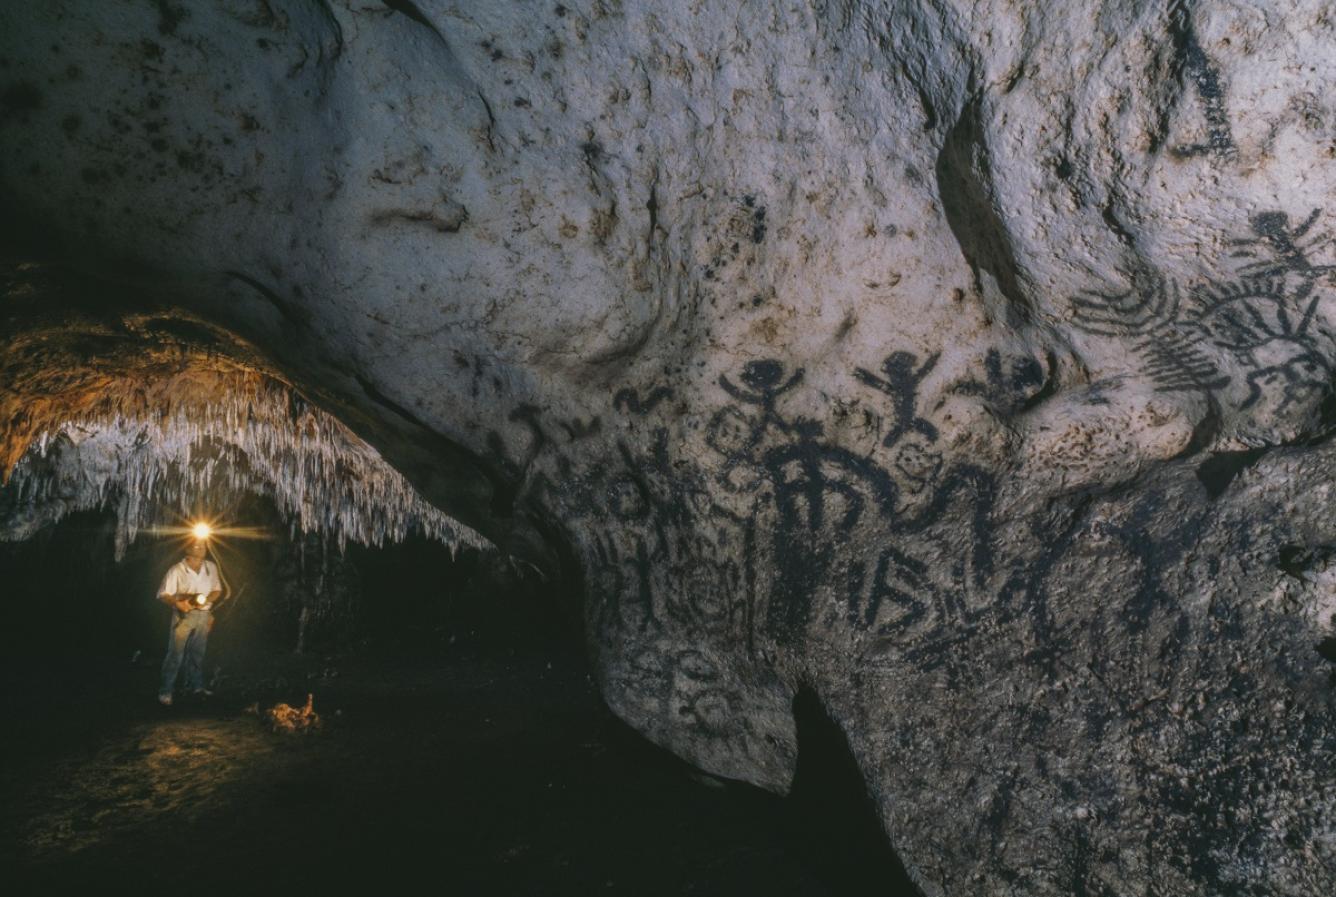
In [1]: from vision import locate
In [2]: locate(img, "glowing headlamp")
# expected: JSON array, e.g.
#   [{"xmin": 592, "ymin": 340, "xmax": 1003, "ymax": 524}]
[{"xmin": 192, "ymin": 522, "xmax": 212, "ymax": 540}]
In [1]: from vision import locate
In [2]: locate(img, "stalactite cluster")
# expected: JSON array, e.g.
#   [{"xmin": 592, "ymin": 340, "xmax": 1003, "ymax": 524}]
[{"xmin": 0, "ymin": 376, "xmax": 490, "ymax": 557}]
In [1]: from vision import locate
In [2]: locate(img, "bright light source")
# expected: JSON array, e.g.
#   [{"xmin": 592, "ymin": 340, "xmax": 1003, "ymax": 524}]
[
  {"xmin": 196, "ymin": 594, "xmax": 208, "ymax": 605},
  {"xmin": 192, "ymin": 522, "xmax": 212, "ymax": 540}
]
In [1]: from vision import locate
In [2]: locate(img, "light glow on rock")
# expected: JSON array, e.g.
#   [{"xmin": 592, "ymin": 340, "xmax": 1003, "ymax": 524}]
[{"xmin": 0, "ymin": 377, "xmax": 491, "ymax": 558}]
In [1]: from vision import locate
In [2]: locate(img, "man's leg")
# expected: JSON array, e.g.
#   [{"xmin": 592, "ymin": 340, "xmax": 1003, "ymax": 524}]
[
  {"xmin": 183, "ymin": 613, "xmax": 210, "ymax": 692},
  {"xmin": 159, "ymin": 615, "xmax": 189, "ymax": 702}
]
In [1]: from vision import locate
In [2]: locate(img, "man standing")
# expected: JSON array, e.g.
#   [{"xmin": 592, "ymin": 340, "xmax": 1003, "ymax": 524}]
[{"xmin": 157, "ymin": 540, "xmax": 222, "ymax": 706}]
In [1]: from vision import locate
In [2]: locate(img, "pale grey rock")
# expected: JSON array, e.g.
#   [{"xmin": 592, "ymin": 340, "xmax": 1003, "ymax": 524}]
[{"xmin": 2, "ymin": 1, "xmax": 1335, "ymax": 894}]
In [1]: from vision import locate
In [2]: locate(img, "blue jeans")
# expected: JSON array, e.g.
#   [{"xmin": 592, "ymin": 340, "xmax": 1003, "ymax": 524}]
[{"xmin": 159, "ymin": 610, "xmax": 211, "ymax": 696}]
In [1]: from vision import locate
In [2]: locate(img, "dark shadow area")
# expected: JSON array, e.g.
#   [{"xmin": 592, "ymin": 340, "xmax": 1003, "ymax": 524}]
[
  {"xmin": 786, "ymin": 687, "xmax": 924, "ymax": 896},
  {"xmin": 1274, "ymin": 545, "xmax": 1336, "ymax": 686},
  {"xmin": 1276, "ymin": 543, "xmax": 1336, "ymax": 584},
  {"xmin": 934, "ymin": 93, "xmax": 1034, "ymax": 327},
  {"xmin": 0, "ymin": 509, "xmax": 916, "ymax": 895},
  {"xmin": 1195, "ymin": 447, "xmax": 1267, "ymax": 498}
]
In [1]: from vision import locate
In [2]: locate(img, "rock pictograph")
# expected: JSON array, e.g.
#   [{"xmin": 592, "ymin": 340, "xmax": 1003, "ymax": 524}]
[{"xmin": 2, "ymin": 2, "xmax": 1335, "ymax": 893}]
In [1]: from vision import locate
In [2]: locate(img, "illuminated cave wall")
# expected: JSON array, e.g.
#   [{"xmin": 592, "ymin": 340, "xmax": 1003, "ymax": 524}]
[{"xmin": 2, "ymin": 2, "xmax": 1336, "ymax": 895}]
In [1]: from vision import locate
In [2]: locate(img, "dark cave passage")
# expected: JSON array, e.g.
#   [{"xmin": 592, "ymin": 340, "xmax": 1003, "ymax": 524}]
[
  {"xmin": 0, "ymin": 509, "xmax": 920, "ymax": 895},
  {"xmin": 789, "ymin": 688, "xmax": 922, "ymax": 896}
]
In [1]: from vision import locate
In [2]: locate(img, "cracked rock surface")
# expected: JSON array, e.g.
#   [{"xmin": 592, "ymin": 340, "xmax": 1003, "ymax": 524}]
[{"xmin": 2, "ymin": 2, "xmax": 1335, "ymax": 893}]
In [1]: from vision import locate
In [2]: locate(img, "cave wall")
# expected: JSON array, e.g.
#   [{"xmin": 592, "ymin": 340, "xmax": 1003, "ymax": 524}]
[{"xmin": 3, "ymin": 2, "xmax": 1336, "ymax": 894}]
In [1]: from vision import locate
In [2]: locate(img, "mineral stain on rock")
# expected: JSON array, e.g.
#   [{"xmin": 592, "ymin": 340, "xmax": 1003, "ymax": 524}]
[{"xmin": 152, "ymin": 0, "xmax": 187, "ymax": 37}]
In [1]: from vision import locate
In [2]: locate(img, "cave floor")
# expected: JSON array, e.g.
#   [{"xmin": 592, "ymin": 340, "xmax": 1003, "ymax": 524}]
[{"xmin": 0, "ymin": 640, "xmax": 887, "ymax": 896}]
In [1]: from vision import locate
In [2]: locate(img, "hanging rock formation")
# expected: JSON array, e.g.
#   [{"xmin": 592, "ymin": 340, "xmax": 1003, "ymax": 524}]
[{"xmin": 2, "ymin": 2, "xmax": 1335, "ymax": 893}]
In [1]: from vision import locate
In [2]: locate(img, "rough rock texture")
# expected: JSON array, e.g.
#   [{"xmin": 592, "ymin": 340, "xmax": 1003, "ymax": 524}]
[{"xmin": 3, "ymin": 1, "xmax": 1336, "ymax": 893}]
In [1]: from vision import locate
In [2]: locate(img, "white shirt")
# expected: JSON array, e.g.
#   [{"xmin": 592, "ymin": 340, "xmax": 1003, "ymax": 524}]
[{"xmin": 160, "ymin": 559, "xmax": 221, "ymax": 611}]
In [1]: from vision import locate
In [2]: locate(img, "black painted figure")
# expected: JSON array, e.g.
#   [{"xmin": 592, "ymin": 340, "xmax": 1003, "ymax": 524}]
[
  {"xmin": 613, "ymin": 386, "xmax": 673, "ymax": 416},
  {"xmin": 709, "ymin": 360, "xmax": 806, "ymax": 492},
  {"xmin": 719, "ymin": 359, "xmax": 805, "ymax": 437},
  {"xmin": 854, "ymin": 351, "xmax": 939, "ymax": 448},
  {"xmin": 951, "ymin": 349, "xmax": 1051, "ymax": 416},
  {"xmin": 1068, "ymin": 209, "xmax": 1335, "ymax": 422},
  {"xmin": 1167, "ymin": 0, "xmax": 1236, "ymax": 159},
  {"xmin": 1232, "ymin": 209, "xmax": 1336, "ymax": 283}
]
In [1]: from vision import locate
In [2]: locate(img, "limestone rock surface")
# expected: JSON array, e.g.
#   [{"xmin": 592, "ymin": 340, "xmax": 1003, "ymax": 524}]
[{"xmin": 3, "ymin": 2, "xmax": 1336, "ymax": 894}]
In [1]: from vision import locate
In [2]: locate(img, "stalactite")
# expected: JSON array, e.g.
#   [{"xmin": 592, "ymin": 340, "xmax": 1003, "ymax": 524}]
[{"xmin": 0, "ymin": 379, "xmax": 491, "ymax": 558}]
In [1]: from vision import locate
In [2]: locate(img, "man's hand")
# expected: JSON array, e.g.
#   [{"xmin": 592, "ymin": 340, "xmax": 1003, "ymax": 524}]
[{"xmin": 174, "ymin": 597, "xmax": 195, "ymax": 614}]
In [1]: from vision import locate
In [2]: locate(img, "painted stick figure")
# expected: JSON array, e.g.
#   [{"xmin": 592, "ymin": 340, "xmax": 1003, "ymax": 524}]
[
  {"xmin": 854, "ymin": 351, "xmax": 939, "ymax": 448},
  {"xmin": 718, "ymin": 360, "xmax": 804, "ymax": 438}
]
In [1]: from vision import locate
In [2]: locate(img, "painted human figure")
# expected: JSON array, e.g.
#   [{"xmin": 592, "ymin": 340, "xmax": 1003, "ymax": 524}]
[
  {"xmin": 855, "ymin": 351, "xmax": 939, "ymax": 448},
  {"xmin": 157, "ymin": 540, "xmax": 222, "ymax": 706},
  {"xmin": 718, "ymin": 359, "xmax": 805, "ymax": 439},
  {"xmin": 709, "ymin": 360, "xmax": 806, "ymax": 491}
]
